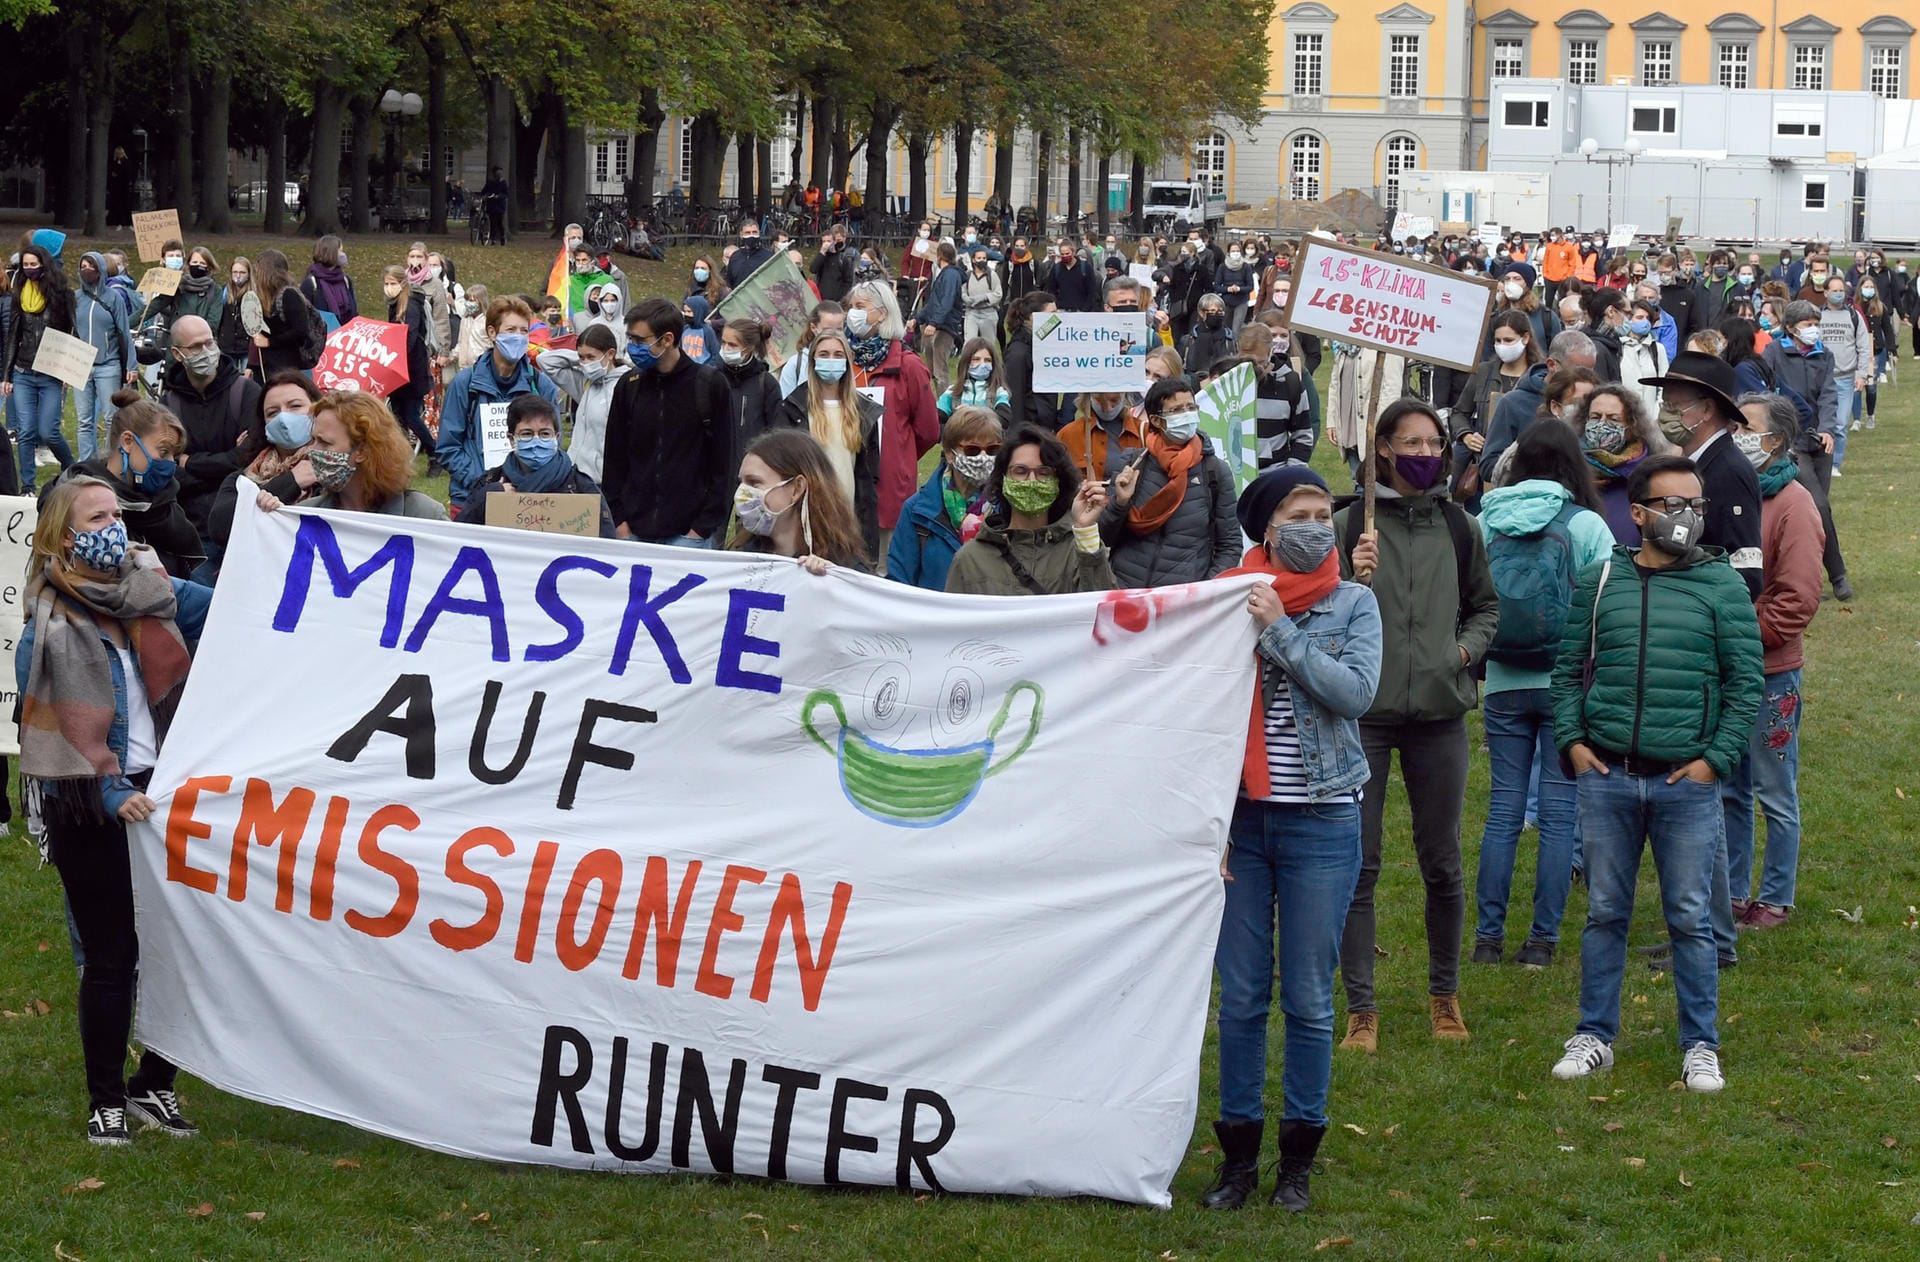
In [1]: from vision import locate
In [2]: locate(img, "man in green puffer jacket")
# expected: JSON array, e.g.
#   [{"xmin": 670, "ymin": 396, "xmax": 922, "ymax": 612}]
[{"xmin": 1547, "ymin": 455, "xmax": 1763, "ymax": 1098}]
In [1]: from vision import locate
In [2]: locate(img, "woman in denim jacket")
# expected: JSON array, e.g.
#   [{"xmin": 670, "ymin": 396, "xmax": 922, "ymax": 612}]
[
  {"xmin": 17, "ymin": 477, "xmax": 211, "ymax": 1148},
  {"xmin": 1202, "ymin": 465, "xmax": 1381, "ymax": 1215}
]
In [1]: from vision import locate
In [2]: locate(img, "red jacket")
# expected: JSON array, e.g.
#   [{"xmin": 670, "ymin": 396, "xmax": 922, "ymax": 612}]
[
  {"xmin": 853, "ymin": 339, "xmax": 941, "ymax": 528},
  {"xmin": 1757, "ymin": 476, "xmax": 1824, "ymax": 675}
]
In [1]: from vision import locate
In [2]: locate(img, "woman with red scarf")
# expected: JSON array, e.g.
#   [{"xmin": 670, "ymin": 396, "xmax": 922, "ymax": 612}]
[
  {"xmin": 1198, "ymin": 465, "xmax": 1380, "ymax": 1217},
  {"xmin": 1101, "ymin": 377, "xmax": 1240, "ymax": 586}
]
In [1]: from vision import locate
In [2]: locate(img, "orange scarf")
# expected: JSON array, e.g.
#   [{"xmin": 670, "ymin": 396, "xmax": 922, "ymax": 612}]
[
  {"xmin": 1219, "ymin": 544, "xmax": 1343, "ymax": 799},
  {"xmin": 1126, "ymin": 432, "xmax": 1202, "ymax": 535}
]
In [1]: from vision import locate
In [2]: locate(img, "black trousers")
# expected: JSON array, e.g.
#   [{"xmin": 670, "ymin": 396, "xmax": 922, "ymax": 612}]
[
  {"xmin": 46, "ymin": 779, "xmax": 176, "ymax": 1111},
  {"xmin": 1795, "ymin": 451, "xmax": 1848, "ymax": 585}
]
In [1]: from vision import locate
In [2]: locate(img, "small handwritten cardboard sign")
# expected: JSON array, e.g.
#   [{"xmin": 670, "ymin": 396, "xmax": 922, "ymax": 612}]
[
  {"xmin": 138, "ymin": 266, "xmax": 182, "ymax": 296},
  {"xmin": 492, "ymin": 492, "xmax": 600, "ymax": 537},
  {"xmin": 31, "ymin": 327, "xmax": 99, "ymax": 390},
  {"xmin": 132, "ymin": 208, "xmax": 182, "ymax": 263}
]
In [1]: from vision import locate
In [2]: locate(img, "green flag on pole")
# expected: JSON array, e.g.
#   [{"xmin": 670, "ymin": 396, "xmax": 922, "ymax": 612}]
[
  {"xmin": 1197, "ymin": 363, "xmax": 1259, "ymax": 491},
  {"xmin": 710, "ymin": 248, "xmax": 819, "ymax": 358}
]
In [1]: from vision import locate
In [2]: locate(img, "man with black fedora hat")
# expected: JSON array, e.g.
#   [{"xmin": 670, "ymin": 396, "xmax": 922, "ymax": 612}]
[{"xmin": 1639, "ymin": 350, "xmax": 1764, "ymax": 602}]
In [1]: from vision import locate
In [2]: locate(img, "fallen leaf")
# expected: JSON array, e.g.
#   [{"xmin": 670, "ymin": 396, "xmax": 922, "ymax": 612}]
[
  {"xmin": 1632, "ymin": 994, "xmax": 1648, "ymax": 1005},
  {"xmin": 1878, "ymin": 1180, "xmax": 1904, "ymax": 1187},
  {"xmin": 33, "ymin": 998, "xmax": 50, "ymax": 1015},
  {"xmin": 54, "ymin": 1244, "xmax": 85, "ymax": 1262},
  {"xmin": 1388, "ymin": 1188, "xmax": 1409, "ymax": 1199},
  {"xmin": 1624, "ymin": 1157, "xmax": 1647, "ymax": 1167},
  {"xmin": 1884, "ymin": 1136, "xmax": 1900, "ymax": 1149},
  {"xmin": 1678, "ymin": 1171, "xmax": 1694, "ymax": 1189},
  {"xmin": 188, "ymin": 1202, "xmax": 214, "ymax": 1218},
  {"xmin": 1159, "ymin": 1252, "xmax": 1177, "ymax": 1261},
  {"xmin": 1588, "ymin": 1095, "xmax": 1609, "ymax": 1103},
  {"xmin": 1197, "ymin": 1144, "xmax": 1217, "ymax": 1156},
  {"xmin": 788, "ymin": 1225, "xmax": 802, "ymax": 1233},
  {"xmin": 63, "ymin": 1177, "xmax": 106, "ymax": 1194},
  {"xmin": 1832, "ymin": 906, "xmax": 1864, "ymax": 923},
  {"xmin": 1503, "ymin": 1038, "xmax": 1517, "ymax": 1048},
  {"xmin": 1798, "ymin": 1161, "xmax": 1828, "ymax": 1171},
  {"xmin": 1604, "ymin": 1122, "xmax": 1625, "ymax": 1133},
  {"xmin": 1558, "ymin": 1144, "xmax": 1576, "ymax": 1152},
  {"xmin": 1343, "ymin": 1123, "xmax": 1368, "ymax": 1136},
  {"xmin": 334, "ymin": 1158, "xmax": 360, "ymax": 1170},
  {"xmin": 1726, "ymin": 1013, "xmax": 1742, "ymax": 1024},
  {"xmin": 1314, "ymin": 1237, "xmax": 1354, "ymax": 1251},
  {"xmin": 742, "ymin": 1213, "xmax": 764, "ymax": 1221},
  {"xmin": 1465, "ymin": 1239, "xmax": 1479, "ymax": 1249},
  {"xmin": 37, "ymin": 940, "xmax": 50, "ymax": 952},
  {"xmin": 1382, "ymin": 1124, "xmax": 1399, "ymax": 1136},
  {"xmin": 914, "ymin": 1194, "xmax": 931, "ymax": 1203},
  {"xmin": 1515, "ymin": 1091, "xmax": 1528, "ymax": 1101},
  {"xmin": 470, "ymin": 1211, "xmax": 491, "ymax": 1223},
  {"xmin": 244, "ymin": 1211, "xmax": 266, "ymax": 1222},
  {"xmin": 1898, "ymin": 788, "xmax": 1907, "ymax": 800}
]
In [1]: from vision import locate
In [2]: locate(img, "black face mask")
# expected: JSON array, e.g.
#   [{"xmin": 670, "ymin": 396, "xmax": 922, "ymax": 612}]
[
  {"xmin": 188, "ymin": 263, "xmax": 210, "ymax": 279},
  {"xmin": 1203, "ymin": 312, "xmax": 1225, "ymax": 330}
]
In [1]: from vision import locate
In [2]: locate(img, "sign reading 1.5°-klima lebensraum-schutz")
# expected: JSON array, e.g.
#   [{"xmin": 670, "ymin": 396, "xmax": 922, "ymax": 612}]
[{"xmin": 1279, "ymin": 236, "xmax": 1497, "ymax": 372}]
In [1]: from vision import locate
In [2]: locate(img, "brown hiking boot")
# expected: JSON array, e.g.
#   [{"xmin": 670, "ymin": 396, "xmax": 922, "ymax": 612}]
[
  {"xmin": 1430, "ymin": 994, "xmax": 1470, "ymax": 1041},
  {"xmin": 1338, "ymin": 1010, "xmax": 1378, "ymax": 1053}
]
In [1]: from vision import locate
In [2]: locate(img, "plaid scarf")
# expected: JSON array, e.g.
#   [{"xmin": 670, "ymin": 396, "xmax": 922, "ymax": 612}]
[{"xmin": 19, "ymin": 548, "xmax": 190, "ymax": 810}]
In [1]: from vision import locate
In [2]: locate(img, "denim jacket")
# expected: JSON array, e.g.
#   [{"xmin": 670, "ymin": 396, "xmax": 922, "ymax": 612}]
[
  {"xmin": 17, "ymin": 577, "xmax": 211, "ymax": 815},
  {"xmin": 1252, "ymin": 580, "xmax": 1382, "ymax": 802}
]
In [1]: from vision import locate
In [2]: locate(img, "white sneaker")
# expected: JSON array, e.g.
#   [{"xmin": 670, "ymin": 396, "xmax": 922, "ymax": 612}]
[
  {"xmin": 1552, "ymin": 1033, "xmax": 1614, "ymax": 1080},
  {"xmin": 33, "ymin": 449, "xmax": 56, "ymax": 468},
  {"xmin": 1833, "ymin": 469, "xmax": 1844, "ymax": 478},
  {"xmin": 1681, "ymin": 1043, "xmax": 1725, "ymax": 1093},
  {"xmin": 1849, "ymin": 420, "xmax": 1861, "ymax": 432},
  {"xmin": 1865, "ymin": 417, "xmax": 1876, "ymax": 430},
  {"xmin": 1878, "ymin": 372, "xmax": 1888, "ymax": 383}
]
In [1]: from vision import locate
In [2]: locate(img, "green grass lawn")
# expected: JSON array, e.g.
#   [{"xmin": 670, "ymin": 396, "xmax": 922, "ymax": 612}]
[{"xmin": 3, "ymin": 235, "xmax": 1919, "ymax": 1257}]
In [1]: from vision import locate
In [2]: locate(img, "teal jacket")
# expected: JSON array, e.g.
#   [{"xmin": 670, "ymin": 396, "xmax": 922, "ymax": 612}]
[
  {"xmin": 1550, "ymin": 545, "xmax": 1764, "ymax": 779},
  {"xmin": 1476, "ymin": 480, "xmax": 1617, "ymax": 696}
]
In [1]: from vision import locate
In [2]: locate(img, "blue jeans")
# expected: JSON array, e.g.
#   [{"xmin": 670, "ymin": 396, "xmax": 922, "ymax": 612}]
[
  {"xmin": 1721, "ymin": 669, "xmax": 1803, "ymax": 909},
  {"xmin": 1216, "ymin": 797, "xmax": 1362, "ymax": 1127},
  {"xmin": 1575, "ymin": 767, "xmax": 1721, "ymax": 1051},
  {"xmin": 1474, "ymin": 689, "xmax": 1577, "ymax": 945},
  {"xmin": 74, "ymin": 360, "xmax": 122, "ymax": 461},
  {"xmin": 1831, "ymin": 375, "xmax": 1856, "ymax": 470},
  {"xmin": 10, "ymin": 367, "xmax": 73, "ymax": 484}
]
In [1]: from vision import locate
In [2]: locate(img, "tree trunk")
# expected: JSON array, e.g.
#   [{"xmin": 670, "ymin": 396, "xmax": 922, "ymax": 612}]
[
  {"xmin": 541, "ymin": 101, "xmax": 561, "ymax": 227},
  {"xmin": 347, "ymin": 93, "xmax": 376, "ymax": 232},
  {"xmin": 828, "ymin": 102, "xmax": 851, "ymax": 193},
  {"xmin": 263, "ymin": 93, "xmax": 288, "ymax": 233},
  {"xmin": 559, "ymin": 115, "xmax": 587, "ymax": 234},
  {"xmin": 1034, "ymin": 129, "xmax": 1051, "ymax": 238},
  {"xmin": 488, "ymin": 75, "xmax": 513, "ymax": 202},
  {"xmin": 165, "ymin": 14, "xmax": 195, "ymax": 223},
  {"xmin": 735, "ymin": 132, "xmax": 755, "ymax": 210},
  {"xmin": 84, "ymin": 30, "xmax": 111, "ymax": 236},
  {"xmin": 630, "ymin": 87, "xmax": 663, "ymax": 215},
  {"xmin": 1129, "ymin": 152, "xmax": 1146, "ymax": 231},
  {"xmin": 863, "ymin": 100, "xmax": 896, "ymax": 224},
  {"xmin": 906, "ymin": 128, "xmax": 929, "ymax": 223},
  {"xmin": 1094, "ymin": 145, "xmax": 1111, "ymax": 236},
  {"xmin": 688, "ymin": 112, "xmax": 726, "ymax": 206},
  {"xmin": 808, "ymin": 94, "xmax": 832, "ymax": 189},
  {"xmin": 755, "ymin": 136, "xmax": 773, "ymax": 218},
  {"xmin": 991, "ymin": 127, "xmax": 1014, "ymax": 208},
  {"xmin": 1066, "ymin": 126, "xmax": 1082, "ymax": 231},
  {"xmin": 788, "ymin": 92, "xmax": 806, "ymax": 195},
  {"xmin": 513, "ymin": 102, "xmax": 545, "ymax": 226},
  {"xmin": 196, "ymin": 72, "xmax": 232, "ymax": 232},
  {"xmin": 305, "ymin": 77, "xmax": 346, "ymax": 236},
  {"xmin": 952, "ymin": 120, "xmax": 973, "ymax": 233},
  {"xmin": 426, "ymin": 34, "xmax": 447, "ymax": 234}
]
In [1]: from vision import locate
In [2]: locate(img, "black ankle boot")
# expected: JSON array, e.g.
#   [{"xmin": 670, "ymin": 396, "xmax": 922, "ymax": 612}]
[
  {"xmin": 1199, "ymin": 1118, "xmax": 1263, "ymax": 1210},
  {"xmin": 1271, "ymin": 1120, "xmax": 1327, "ymax": 1212}
]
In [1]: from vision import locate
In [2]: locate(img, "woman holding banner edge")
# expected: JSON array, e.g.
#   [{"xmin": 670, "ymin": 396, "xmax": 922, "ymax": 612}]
[
  {"xmin": 1204, "ymin": 464, "xmax": 1380, "ymax": 1213},
  {"xmin": 18, "ymin": 476, "xmax": 212, "ymax": 1146}
]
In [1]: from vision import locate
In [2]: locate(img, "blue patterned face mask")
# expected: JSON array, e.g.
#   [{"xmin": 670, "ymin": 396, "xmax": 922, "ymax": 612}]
[{"xmin": 69, "ymin": 520, "xmax": 130, "ymax": 571}]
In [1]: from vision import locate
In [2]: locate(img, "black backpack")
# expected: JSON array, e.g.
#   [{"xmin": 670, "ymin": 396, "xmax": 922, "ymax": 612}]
[{"xmin": 283, "ymin": 290, "xmax": 326, "ymax": 369}]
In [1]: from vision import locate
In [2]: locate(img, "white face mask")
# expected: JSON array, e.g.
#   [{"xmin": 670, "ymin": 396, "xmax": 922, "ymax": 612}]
[
  {"xmin": 719, "ymin": 346, "xmax": 746, "ymax": 366},
  {"xmin": 1503, "ymin": 280, "xmax": 1525, "ymax": 299},
  {"xmin": 1493, "ymin": 340, "xmax": 1526, "ymax": 364},
  {"xmin": 845, "ymin": 308, "xmax": 871, "ymax": 336}
]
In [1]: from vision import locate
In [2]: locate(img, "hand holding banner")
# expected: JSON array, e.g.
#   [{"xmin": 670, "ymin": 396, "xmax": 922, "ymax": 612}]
[{"xmin": 138, "ymin": 267, "xmax": 182, "ymax": 297}]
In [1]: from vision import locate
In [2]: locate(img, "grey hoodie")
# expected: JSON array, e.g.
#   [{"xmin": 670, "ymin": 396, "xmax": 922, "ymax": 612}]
[{"xmin": 74, "ymin": 251, "xmax": 133, "ymax": 372}]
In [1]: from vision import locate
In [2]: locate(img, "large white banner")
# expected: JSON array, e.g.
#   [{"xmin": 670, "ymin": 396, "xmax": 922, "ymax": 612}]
[
  {"xmin": 0, "ymin": 495, "xmax": 38, "ymax": 756},
  {"xmin": 130, "ymin": 499, "xmax": 1257, "ymax": 1205}
]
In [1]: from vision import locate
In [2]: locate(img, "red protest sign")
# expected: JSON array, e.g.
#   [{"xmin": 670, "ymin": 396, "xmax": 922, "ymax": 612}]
[{"xmin": 312, "ymin": 318, "xmax": 411, "ymax": 398}]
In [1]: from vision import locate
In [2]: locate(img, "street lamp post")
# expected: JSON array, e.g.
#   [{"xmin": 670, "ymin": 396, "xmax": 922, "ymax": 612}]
[
  {"xmin": 379, "ymin": 89, "xmax": 424, "ymax": 214},
  {"xmin": 1578, "ymin": 136, "xmax": 1641, "ymax": 231}
]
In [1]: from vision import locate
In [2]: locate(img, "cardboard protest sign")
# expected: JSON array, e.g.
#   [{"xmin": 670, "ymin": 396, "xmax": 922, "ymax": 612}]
[
  {"xmin": 1390, "ymin": 213, "xmax": 1435, "ymax": 242},
  {"xmin": 311, "ymin": 317, "xmax": 410, "ymax": 398},
  {"xmin": 711, "ymin": 249, "xmax": 818, "ymax": 359},
  {"xmin": 1195, "ymin": 363, "xmax": 1258, "ymax": 491},
  {"xmin": 133, "ymin": 208, "xmax": 182, "ymax": 262},
  {"xmin": 1609, "ymin": 224, "xmax": 1638, "ymax": 249},
  {"xmin": 0, "ymin": 497, "xmax": 37, "ymax": 756},
  {"xmin": 138, "ymin": 267, "xmax": 182, "ymax": 297},
  {"xmin": 490, "ymin": 492, "xmax": 601, "ymax": 537},
  {"xmin": 479, "ymin": 401, "xmax": 512, "ymax": 471},
  {"xmin": 1031, "ymin": 312, "xmax": 1150, "ymax": 393},
  {"xmin": 131, "ymin": 496, "xmax": 1255, "ymax": 1205},
  {"xmin": 1279, "ymin": 237, "xmax": 1497, "ymax": 372},
  {"xmin": 30, "ymin": 326, "xmax": 99, "ymax": 389}
]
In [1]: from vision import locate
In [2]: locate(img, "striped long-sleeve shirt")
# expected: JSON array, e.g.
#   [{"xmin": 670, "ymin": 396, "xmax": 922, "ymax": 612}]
[{"xmin": 1255, "ymin": 357, "xmax": 1315, "ymax": 468}]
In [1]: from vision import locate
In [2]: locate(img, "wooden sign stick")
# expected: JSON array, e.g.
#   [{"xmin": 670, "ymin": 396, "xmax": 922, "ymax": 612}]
[{"xmin": 1355, "ymin": 353, "xmax": 1387, "ymax": 586}]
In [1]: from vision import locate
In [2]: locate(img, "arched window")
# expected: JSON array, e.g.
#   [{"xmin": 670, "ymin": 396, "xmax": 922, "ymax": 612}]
[
  {"xmin": 1287, "ymin": 133, "xmax": 1324, "ymax": 201},
  {"xmin": 1384, "ymin": 135, "xmax": 1420, "ymax": 193},
  {"xmin": 1193, "ymin": 130, "xmax": 1229, "ymax": 198}
]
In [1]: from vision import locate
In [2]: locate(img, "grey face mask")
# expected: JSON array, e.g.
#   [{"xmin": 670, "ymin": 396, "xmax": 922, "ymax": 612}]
[
  {"xmin": 1267, "ymin": 520, "xmax": 1337, "ymax": 573},
  {"xmin": 182, "ymin": 346, "xmax": 222, "ymax": 378}
]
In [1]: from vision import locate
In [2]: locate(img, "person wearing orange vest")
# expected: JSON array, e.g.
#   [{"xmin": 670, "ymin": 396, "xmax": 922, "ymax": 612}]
[
  {"xmin": 1541, "ymin": 228, "xmax": 1579, "ymax": 309},
  {"xmin": 1573, "ymin": 234, "xmax": 1600, "ymax": 288}
]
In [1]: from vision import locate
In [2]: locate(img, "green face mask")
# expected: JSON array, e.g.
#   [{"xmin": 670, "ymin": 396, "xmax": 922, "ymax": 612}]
[
  {"xmin": 1000, "ymin": 476, "xmax": 1059, "ymax": 516},
  {"xmin": 802, "ymin": 683, "xmax": 1044, "ymax": 828}
]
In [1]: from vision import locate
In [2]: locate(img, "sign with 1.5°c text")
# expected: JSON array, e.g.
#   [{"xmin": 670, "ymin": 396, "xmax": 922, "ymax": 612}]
[
  {"xmin": 128, "ymin": 494, "xmax": 1257, "ymax": 1205},
  {"xmin": 1279, "ymin": 237, "xmax": 1497, "ymax": 372},
  {"xmin": 1031, "ymin": 312, "xmax": 1150, "ymax": 394}
]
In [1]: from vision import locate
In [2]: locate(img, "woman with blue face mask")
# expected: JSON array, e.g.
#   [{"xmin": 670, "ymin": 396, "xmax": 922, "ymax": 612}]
[
  {"xmin": 18, "ymin": 475, "xmax": 213, "ymax": 1148},
  {"xmin": 458, "ymin": 393, "xmax": 616, "ymax": 536},
  {"xmin": 44, "ymin": 392, "xmax": 201, "ymax": 579},
  {"xmin": 435, "ymin": 295, "xmax": 561, "ymax": 512},
  {"xmin": 208, "ymin": 372, "xmax": 324, "ymax": 565},
  {"xmin": 1099, "ymin": 375, "xmax": 1241, "ymax": 588},
  {"xmin": 1621, "ymin": 298, "xmax": 1670, "ymax": 420}
]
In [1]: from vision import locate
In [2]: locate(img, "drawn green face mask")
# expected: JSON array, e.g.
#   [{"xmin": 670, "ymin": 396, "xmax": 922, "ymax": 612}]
[{"xmin": 802, "ymin": 682, "xmax": 1044, "ymax": 828}]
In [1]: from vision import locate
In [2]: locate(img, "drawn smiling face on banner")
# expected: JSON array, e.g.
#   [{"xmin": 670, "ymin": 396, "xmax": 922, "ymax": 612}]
[{"xmin": 801, "ymin": 636, "xmax": 1043, "ymax": 829}]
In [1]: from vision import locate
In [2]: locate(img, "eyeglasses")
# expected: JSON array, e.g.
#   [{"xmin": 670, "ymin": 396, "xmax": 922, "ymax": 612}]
[
  {"xmin": 955, "ymin": 442, "xmax": 1001, "ymax": 458},
  {"xmin": 1637, "ymin": 496, "xmax": 1709, "ymax": 514},
  {"xmin": 1005, "ymin": 464, "xmax": 1053, "ymax": 481},
  {"xmin": 1390, "ymin": 436, "xmax": 1449, "ymax": 455}
]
